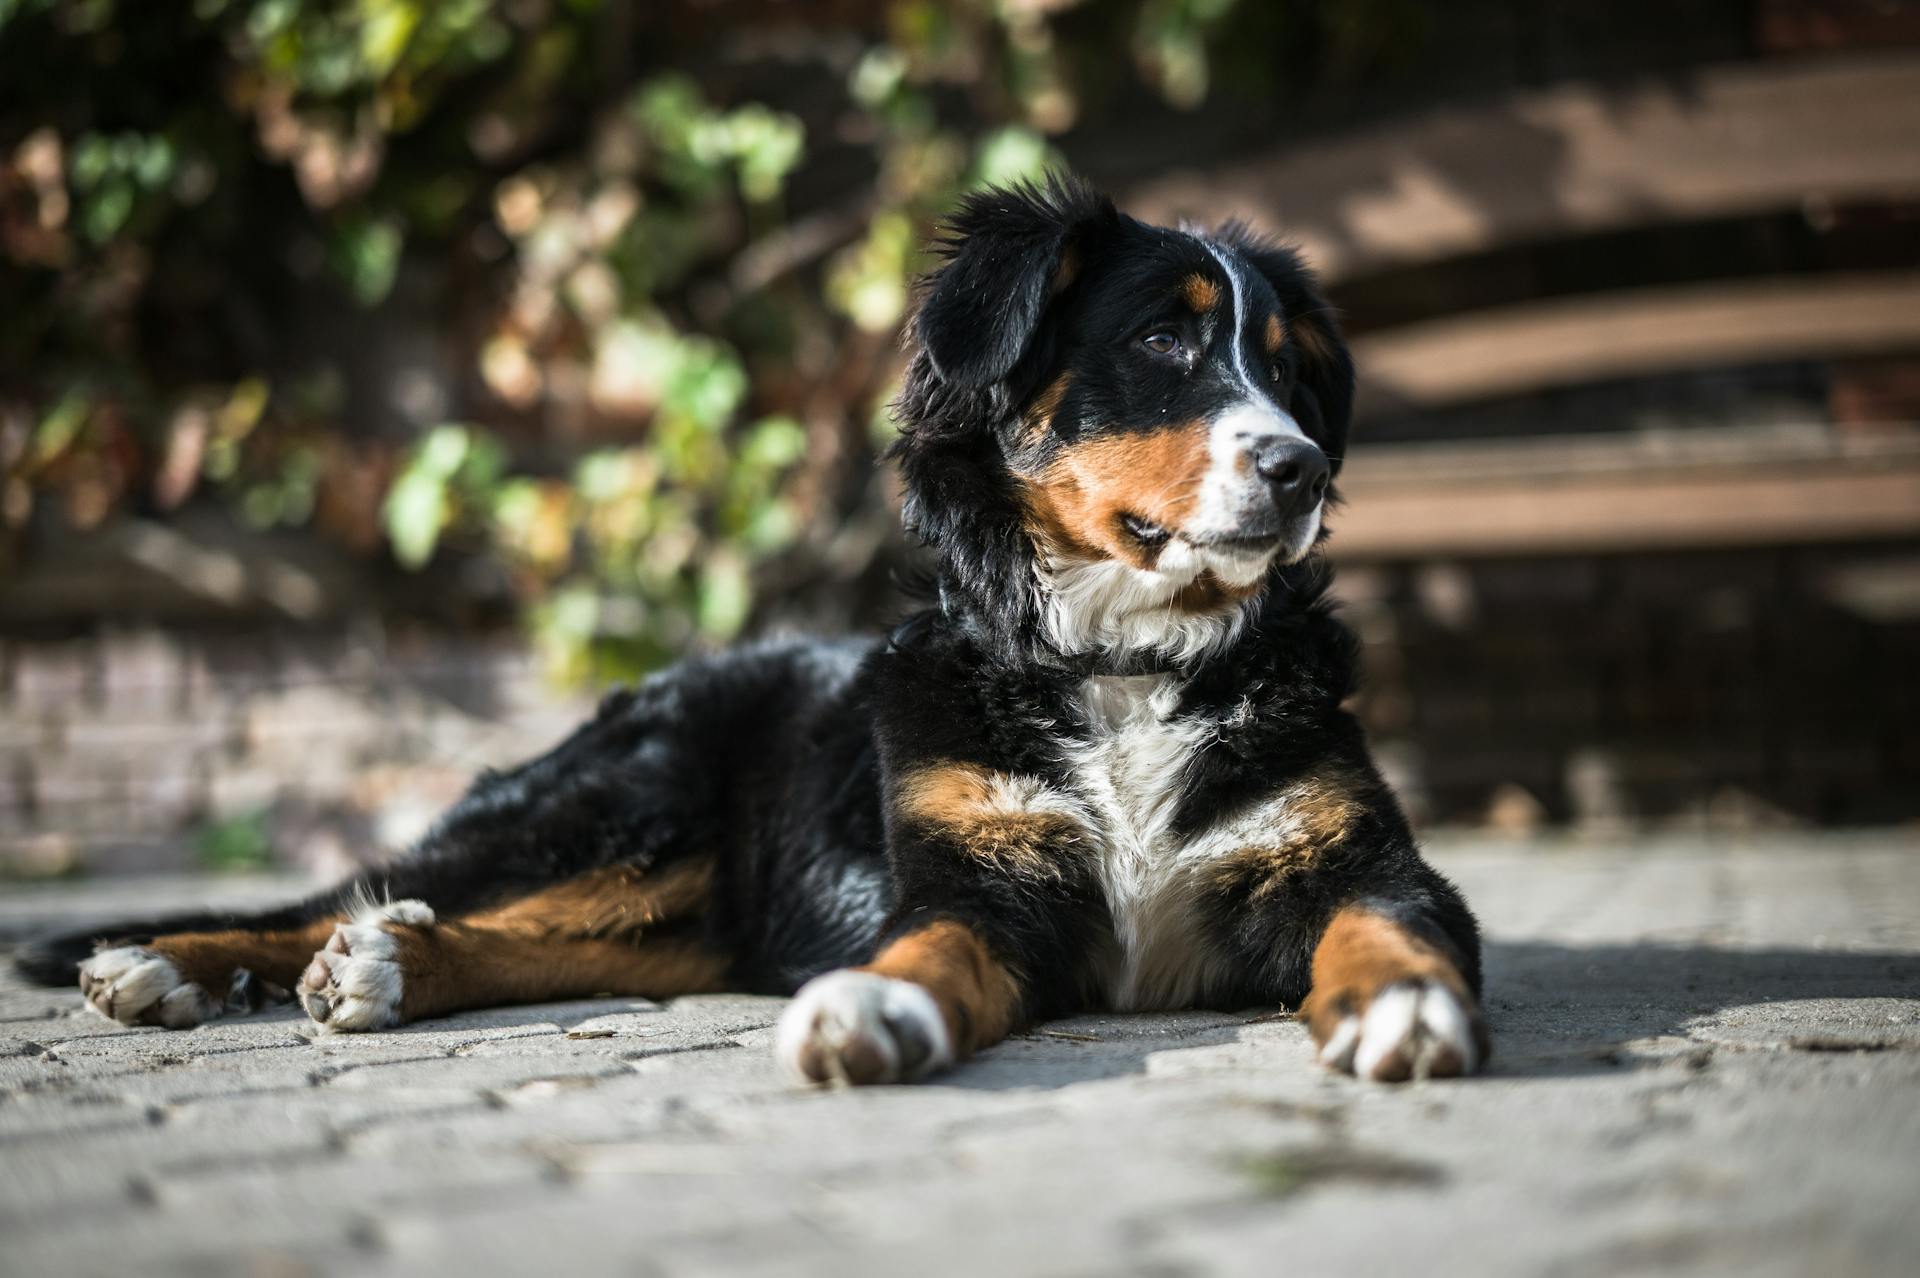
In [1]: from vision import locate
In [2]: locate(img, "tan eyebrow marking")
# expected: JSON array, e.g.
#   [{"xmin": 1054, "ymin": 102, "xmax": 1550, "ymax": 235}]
[
  {"xmin": 1291, "ymin": 311, "xmax": 1338, "ymax": 366},
  {"xmin": 1264, "ymin": 313, "xmax": 1286, "ymax": 354},
  {"xmin": 1052, "ymin": 244, "xmax": 1081, "ymax": 294},
  {"xmin": 1183, "ymin": 273, "xmax": 1221, "ymax": 312}
]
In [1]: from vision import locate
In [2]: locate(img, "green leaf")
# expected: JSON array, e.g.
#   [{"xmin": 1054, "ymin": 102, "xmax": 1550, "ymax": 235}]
[
  {"xmin": 132, "ymin": 136, "xmax": 176, "ymax": 188},
  {"xmin": 196, "ymin": 810, "xmax": 274, "ymax": 873},
  {"xmin": 696, "ymin": 549, "xmax": 752, "ymax": 640},
  {"xmin": 491, "ymin": 477, "xmax": 544, "ymax": 529},
  {"xmin": 576, "ymin": 449, "xmax": 635, "ymax": 503},
  {"xmin": 546, "ymin": 582, "xmax": 601, "ymax": 643},
  {"xmin": 725, "ymin": 105, "xmax": 804, "ymax": 202},
  {"xmin": 247, "ymin": 0, "xmax": 297, "ymax": 42},
  {"xmin": 384, "ymin": 467, "xmax": 448, "ymax": 568},
  {"xmin": 330, "ymin": 214, "xmax": 403, "ymax": 307},
  {"xmin": 81, "ymin": 181, "xmax": 134, "ymax": 243},
  {"xmin": 455, "ymin": 431, "xmax": 505, "ymax": 490},
  {"xmin": 849, "ymin": 46, "xmax": 908, "ymax": 108},
  {"xmin": 972, "ymin": 127, "xmax": 1055, "ymax": 189},
  {"xmin": 32, "ymin": 389, "xmax": 90, "ymax": 465},
  {"xmin": 360, "ymin": 0, "xmax": 422, "ymax": 76},
  {"xmin": 741, "ymin": 499, "xmax": 798, "ymax": 555},
  {"xmin": 70, "ymin": 134, "xmax": 112, "ymax": 188},
  {"xmin": 827, "ymin": 212, "xmax": 915, "ymax": 332},
  {"xmin": 664, "ymin": 344, "xmax": 747, "ymax": 431},
  {"xmin": 416, "ymin": 423, "xmax": 471, "ymax": 477},
  {"xmin": 741, "ymin": 415, "xmax": 806, "ymax": 471}
]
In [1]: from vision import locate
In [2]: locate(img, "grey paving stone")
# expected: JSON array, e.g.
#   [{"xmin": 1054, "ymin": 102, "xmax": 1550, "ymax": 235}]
[{"xmin": 0, "ymin": 835, "xmax": 1916, "ymax": 1278}]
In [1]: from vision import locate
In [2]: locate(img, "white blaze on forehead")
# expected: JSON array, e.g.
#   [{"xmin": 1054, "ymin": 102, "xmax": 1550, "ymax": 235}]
[
  {"xmin": 1187, "ymin": 239, "xmax": 1317, "ymax": 541},
  {"xmin": 1201, "ymin": 239, "xmax": 1271, "ymax": 402}
]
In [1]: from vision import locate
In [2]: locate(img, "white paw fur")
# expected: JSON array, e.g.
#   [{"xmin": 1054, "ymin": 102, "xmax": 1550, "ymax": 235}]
[
  {"xmin": 79, "ymin": 946, "xmax": 221, "ymax": 1028},
  {"xmin": 355, "ymin": 898, "xmax": 436, "ymax": 928},
  {"xmin": 776, "ymin": 970, "xmax": 954, "ymax": 1085},
  {"xmin": 298, "ymin": 899, "xmax": 433, "ymax": 1032},
  {"xmin": 1318, "ymin": 981, "xmax": 1482, "ymax": 1082}
]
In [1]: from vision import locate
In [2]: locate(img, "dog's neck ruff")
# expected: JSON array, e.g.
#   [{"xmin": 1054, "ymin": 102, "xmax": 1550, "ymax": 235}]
[{"xmin": 1025, "ymin": 550, "xmax": 1256, "ymax": 678}]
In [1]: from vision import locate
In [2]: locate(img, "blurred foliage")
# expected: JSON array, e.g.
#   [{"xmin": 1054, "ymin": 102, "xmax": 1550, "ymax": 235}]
[
  {"xmin": 0, "ymin": 0, "xmax": 1382, "ymax": 682},
  {"xmin": 194, "ymin": 808, "xmax": 275, "ymax": 873}
]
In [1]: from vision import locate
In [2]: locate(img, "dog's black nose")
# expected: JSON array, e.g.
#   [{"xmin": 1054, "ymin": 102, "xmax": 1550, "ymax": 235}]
[{"xmin": 1252, "ymin": 438, "xmax": 1330, "ymax": 513}]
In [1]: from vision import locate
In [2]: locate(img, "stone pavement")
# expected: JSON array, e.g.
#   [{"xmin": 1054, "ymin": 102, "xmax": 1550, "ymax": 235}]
[{"xmin": 2, "ymin": 835, "xmax": 1917, "ymax": 1278}]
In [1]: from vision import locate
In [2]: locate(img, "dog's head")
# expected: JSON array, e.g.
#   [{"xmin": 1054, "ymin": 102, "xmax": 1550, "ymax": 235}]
[{"xmin": 894, "ymin": 176, "xmax": 1353, "ymax": 665}]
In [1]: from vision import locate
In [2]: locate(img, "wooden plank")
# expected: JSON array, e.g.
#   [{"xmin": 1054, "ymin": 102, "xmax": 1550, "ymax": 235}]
[
  {"xmin": 1755, "ymin": 1, "xmax": 1920, "ymax": 53},
  {"xmin": 1126, "ymin": 52, "xmax": 1920, "ymax": 283},
  {"xmin": 1348, "ymin": 423, "xmax": 1920, "ymax": 485},
  {"xmin": 1332, "ymin": 454, "xmax": 1920, "ymax": 559},
  {"xmin": 1351, "ymin": 274, "xmax": 1920, "ymax": 414}
]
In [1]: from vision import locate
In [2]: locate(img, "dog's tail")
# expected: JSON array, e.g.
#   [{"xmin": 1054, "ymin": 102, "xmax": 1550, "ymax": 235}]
[{"xmin": 12, "ymin": 896, "xmax": 338, "ymax": 987}]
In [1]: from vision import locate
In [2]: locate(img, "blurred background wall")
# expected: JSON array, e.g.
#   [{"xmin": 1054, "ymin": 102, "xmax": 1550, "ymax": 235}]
[{"xmin": 2, "ymin": 0, "xmax": 1916, "ymax": 877}]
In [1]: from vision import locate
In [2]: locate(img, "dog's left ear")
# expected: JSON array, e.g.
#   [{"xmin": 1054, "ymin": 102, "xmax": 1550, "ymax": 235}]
[
  {"xmin": 1222, "ymin": 231, "xmax": 1355, "ymax": 475},
  {"xmin": 914, "ymin": 175, "xmax": 1115, "ymax": 388}
]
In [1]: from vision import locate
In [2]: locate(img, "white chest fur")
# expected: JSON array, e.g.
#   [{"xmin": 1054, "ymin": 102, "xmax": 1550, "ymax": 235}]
[{"xmin": 1065, "ymin": 674, "xmax": 1236, "ymax": 1011}]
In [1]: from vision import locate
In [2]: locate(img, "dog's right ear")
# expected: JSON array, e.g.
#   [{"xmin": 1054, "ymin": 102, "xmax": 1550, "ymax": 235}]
[{"xmin": 914, "ymin": 175, "xmax": 1114, "ymax": 388}]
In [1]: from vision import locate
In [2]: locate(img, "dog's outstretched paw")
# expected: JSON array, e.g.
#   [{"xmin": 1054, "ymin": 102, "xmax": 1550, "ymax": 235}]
[
  {"xmin": 776, "ymin": 970, "xmax": 954, "ymax": 1085},
  {"xmin": 1311, "ymin": 979, "xmax": 1487, "ymax": 1082},
  {"xmin": 79, "ymin": 946, "xmax": 220, "ymax": 1028},
  {"xmin": 297, "ymin": 900, "xmax": 433, "ymax": 1032}
]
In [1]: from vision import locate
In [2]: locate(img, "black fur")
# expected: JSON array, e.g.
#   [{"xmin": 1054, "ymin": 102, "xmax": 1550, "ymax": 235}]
[{"xmin": 16, "ymin": 176, "xmax": 1480, "ymax": 1060}]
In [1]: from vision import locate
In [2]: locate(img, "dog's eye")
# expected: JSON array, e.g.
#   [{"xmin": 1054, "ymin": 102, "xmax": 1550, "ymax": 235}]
[{"xmin": 1141, "ymin": 330, "xmax": 1181, "ymax": 356}]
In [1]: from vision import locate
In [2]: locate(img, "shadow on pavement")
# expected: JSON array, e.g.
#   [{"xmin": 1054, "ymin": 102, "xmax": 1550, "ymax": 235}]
[
  {"xmin": 938, "ymin": 940, "xmax": 1920, "ymax": 1091},
  {"xmin": 1480, "ymin": 939, "xmax": 1920, "ymax": 1078}
]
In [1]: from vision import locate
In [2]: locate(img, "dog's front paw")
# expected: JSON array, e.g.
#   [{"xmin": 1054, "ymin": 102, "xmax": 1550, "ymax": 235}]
[
  {"xmin": 1307, "ymin": 979, "xmax": 1487, "ymax": 1083},
  {"xmin": 777, "ymin": 970, "xmax": 954, "ymax": 1085},
  {"xmin": 79, "ymin": 946, "xmax": 221, "ymax": 1028},
  {"xmin": 298, "ymin": 901, "xmax": 432, "ymax": 1032}
]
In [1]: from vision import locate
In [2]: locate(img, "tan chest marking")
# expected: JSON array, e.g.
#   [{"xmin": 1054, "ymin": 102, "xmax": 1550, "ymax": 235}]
[
  {"xmin": 1068, "ymin": 677, "xmax": 1370, "ymax": 1009},
  {"xmin": 1198, "ymin": 769, "xmax": 1372, "ymax": 902},
  {"xmin": 896, "ymin": 762, "xmax": 1091, "ymax": 882}
]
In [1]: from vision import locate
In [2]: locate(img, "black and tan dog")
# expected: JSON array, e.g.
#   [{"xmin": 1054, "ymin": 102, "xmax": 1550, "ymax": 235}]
[{"xmin": 17, "ymin": 177, "xmax": 1488, "ymax": 1084}]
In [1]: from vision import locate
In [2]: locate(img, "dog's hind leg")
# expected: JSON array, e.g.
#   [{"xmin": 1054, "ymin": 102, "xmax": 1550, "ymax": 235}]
[
  {"xmin": 20, "ymin": 835, "xmax": 523, "ymax": 1021},
  {"xmin": 296, "ymin": 860, "xmax": 729, "ymax": 1031},
  {"xmin": 43, "ymin": 852, "xmax": 524, "ymax": 1028},
  {"xmin": 34, "ymin": 674, "xmax": 741, "ymax": 1030},
  {"xmin": 75, "ymin": 916, "xmax": 347, "ymax": 1028}
]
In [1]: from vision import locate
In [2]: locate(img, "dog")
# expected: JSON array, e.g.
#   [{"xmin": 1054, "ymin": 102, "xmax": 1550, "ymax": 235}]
[{"xmin": 15, "ymin": 176, "xmax": 1488, "ymax": 1085}]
